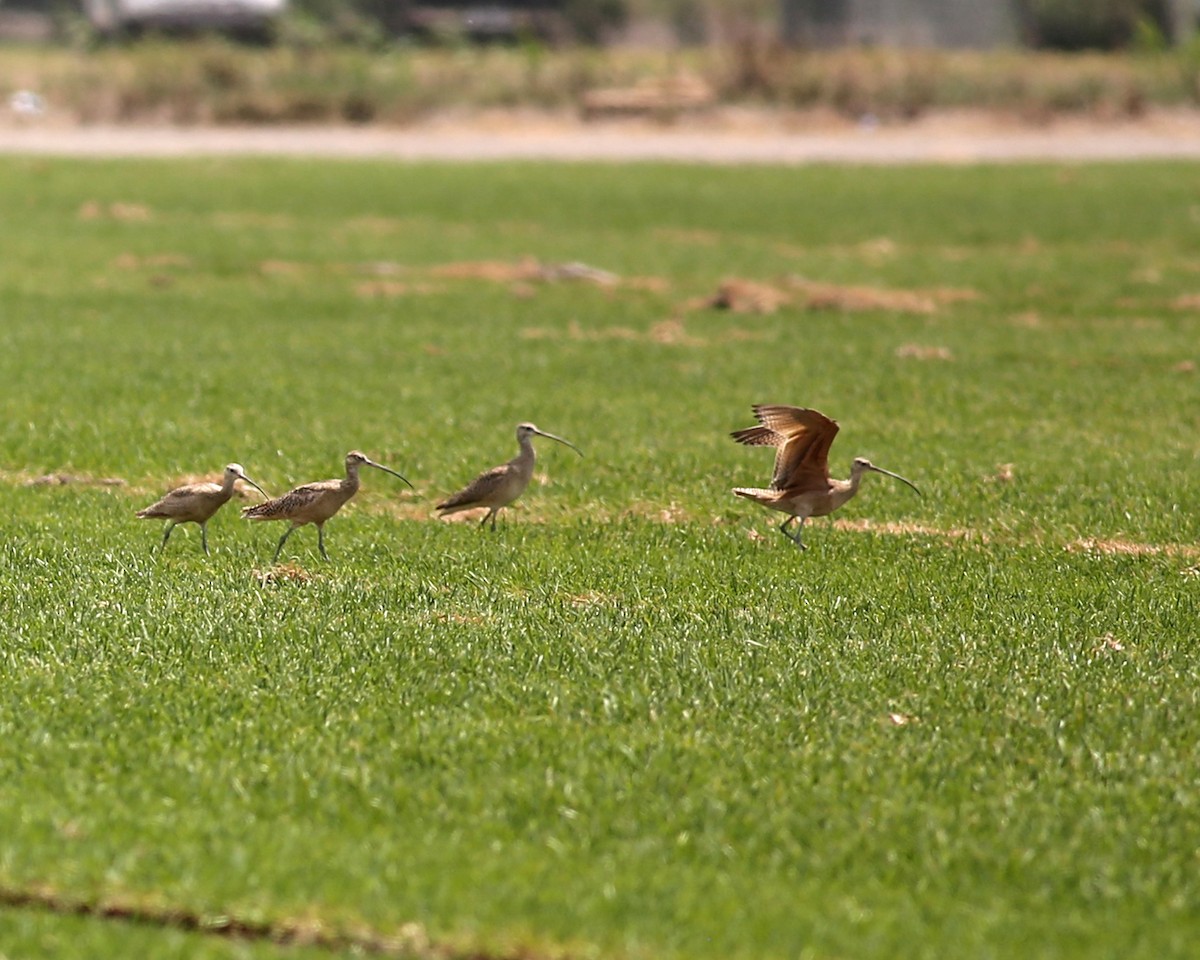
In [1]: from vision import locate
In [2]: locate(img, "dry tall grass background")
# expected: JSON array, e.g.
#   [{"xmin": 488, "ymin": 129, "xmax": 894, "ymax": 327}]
[{"xmin": 5, "ymin": 41, "xmax": 1200, "ymax": 126}]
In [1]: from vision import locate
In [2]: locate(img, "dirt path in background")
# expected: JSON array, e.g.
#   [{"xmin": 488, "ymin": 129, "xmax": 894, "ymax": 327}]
[{"xmin": 4, "ymin": 108, "xmax": 1200, "ymax": 163}]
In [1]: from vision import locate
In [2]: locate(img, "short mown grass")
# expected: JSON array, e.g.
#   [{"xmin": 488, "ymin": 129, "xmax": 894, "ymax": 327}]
[{"xmin": 0, "ymin": 156, "xmax": 1198, "ymax": 959}]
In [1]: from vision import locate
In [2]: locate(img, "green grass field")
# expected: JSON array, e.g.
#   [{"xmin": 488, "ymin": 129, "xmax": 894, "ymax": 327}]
[{"xmin": 1, "ymin": 155, "xmax": 1198, "ymax": 960}]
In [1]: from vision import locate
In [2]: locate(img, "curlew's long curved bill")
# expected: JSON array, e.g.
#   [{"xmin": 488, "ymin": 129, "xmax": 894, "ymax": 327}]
[
  {"xmin": 238, "ymin": 473, "xmax": 270, "ymax": 499},
  {"xmin": 868, "ymin": 464, "xmax": 921, "ymax": 496},
  {"xmin": 533, "ymin": 429, "xmax": 583, "ymax": 457},
  {"xmin": 363, "ymin": 458, "xmax": 415, "ymax": 489}
]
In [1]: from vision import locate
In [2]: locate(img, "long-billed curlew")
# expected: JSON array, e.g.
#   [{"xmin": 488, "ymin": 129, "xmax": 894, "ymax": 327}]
[
  {"xmin": 242, "ymin": 450, "xmax": 413, "ymax": 561},
  {"xmin": 436, "ymin": 423, "xmax": 582, "ymax": 530},
  {"xmin": 137, "ymin": 463, "xmax": 269, "ymax": 555},
  {"xmin": 731, "ymin": 404, "xmax": 920, "ymax": 549}
]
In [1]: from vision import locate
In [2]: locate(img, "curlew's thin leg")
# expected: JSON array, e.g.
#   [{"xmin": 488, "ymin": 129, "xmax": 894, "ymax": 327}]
[
  {"xmin": 779, "ymin": 516, "xmax": 807, "ymax": 550},
  {"xmin": 200, "ymin": 522, "xmax": 209, "ymax": 556},
  {"xmin": 317, "ymin": 524, "xmax": 329, "ymax": 561},
  {"xmin": 157, "ymin": 521, "xmax": 175, "ymax": 553},
  {"xmin": 490, "ymin": 510, "xmax": 498, "ymax": 531},
  {"xmin": 273, "ymin": 524, "xmax": 298, "ymax": 563}
]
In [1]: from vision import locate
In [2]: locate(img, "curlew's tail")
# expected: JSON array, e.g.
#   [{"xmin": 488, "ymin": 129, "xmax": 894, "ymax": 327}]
[
  {"xmin": 242, "ymin": 500, "xmax": 284, "ymax": 520},
  {"xmin": 434, "ymin": 496, "xmax": 474, "ymax": 516},
  {"xmin": 732, "ymin": 486, "xmax": 780, "ymax": 504}
]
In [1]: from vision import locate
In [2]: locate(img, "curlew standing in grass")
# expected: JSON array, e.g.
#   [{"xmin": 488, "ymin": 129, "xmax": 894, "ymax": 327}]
[
  {"xmin": 731, "ymin": 404, "xmax": 920, "ymax": 549},
  {"xmin": 436, "ymin": 423, "xmax": 582, "ymax": 530},
  {"xmin": 137, "ymin": 463, "xmax": 269, "ymax": 555},
  {"xmin": 242, "ymin": 450, "xmax": 413, "ymax": 562}
]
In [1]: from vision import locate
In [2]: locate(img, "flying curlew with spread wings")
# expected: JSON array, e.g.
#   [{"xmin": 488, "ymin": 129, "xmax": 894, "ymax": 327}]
[{"xmin": 731, "ymin": 405, "xmax": 920, "ymax": 548}]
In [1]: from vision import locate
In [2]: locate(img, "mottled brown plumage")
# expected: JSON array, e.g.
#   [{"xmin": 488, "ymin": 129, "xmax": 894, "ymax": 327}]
[
  {"xmin": 436, "ymin": 423, "xmax": 581, "ymax": 530},
  {"xmin": 137, "ymin": 463, "xmax": 268, "ymax": 555},
  {"xmin": 731, "ymin": 404, "xmax": 920, "ymax": 548},
  {"xmin": 243, "ymin": 450, "xmax": 412, "ymax": 561}
]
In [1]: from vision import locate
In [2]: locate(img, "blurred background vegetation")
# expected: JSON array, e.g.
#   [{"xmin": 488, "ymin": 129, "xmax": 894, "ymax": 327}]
[
  {"xmin": 3, "ymin": 0, "xmax": 1200, "ymax": 125},
  {"xmin": 0, "ymin": 0, "xmax": 1193, "ymax": 50}
]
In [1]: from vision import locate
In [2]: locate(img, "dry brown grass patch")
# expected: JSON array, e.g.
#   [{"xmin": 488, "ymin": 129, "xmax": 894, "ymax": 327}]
[
  {"xmin": 1094, "ymin": 632, "xmax": 1126, "ymax": 653},
  {"xmin": 858, "ymin": 237, "xmax": 899, "ymax": 260},
  {"xmin": 895, "ymin": 343, "xmax": 953, "ymax": 361},
  {"xmin": 569, "ymin": 591, "xmax": 617, "ymax": 608},
  {"xmin": 428, "ymin": 258, "xmax": 539, "ymax": 283},
  {"xmin": 832, "ymin": 518, "xmax": 981, "ymax": 542},
  {"xmin": 704, "ymin": 278, "xmax": 791, "ymax": 314},
  {"xmin": 78, "ymin": 201, "xmax": 152, "ymax": 222},
  {"xmin": 652, "ymin": 227, "xmax": 722, "ymax": 247},
  {"xmin": 433, "ymin": 612, "xmax": 488, "ymax": 625},
  {"xmin": 649, "ymin": 319, "xmax": 704, "ymax": 346},
  {"xmin": 255, "ymin": 562, "xmax": 315, "ymax": 584},
  {"xmin": 1066, "ymin": 537, "xmax": 1200, "ymax": 558},
  {"xmin": 426, "ymin": 257, "xmax": 622, "ymax": 292},
  {"xmin": 520, "ymin": 318, "xmax": 708, "ymax": 347},
  {"xmin": 885, "ymin": 712, "xmax": 919, "ymax": 726},
  {"xmin": 990, "ymin": 463, "xmax": 1016, "ymax": 484},
  {"xmin": 353, "ymin": 280, "xmax": 441, "ymax": 299},
  {"xmin": 258, "ymin": 259, "xmax": 307, "ymax": 276},
  {"xmin": 112, "ymin": 253, "xmax": 192, "ymax": 271},
  {"xmin": 22, "ymin": 472, "xmax": 126, "ymax": 488},
  {"xmin": 791, "ymin": 277, "xmax": 979, "ymax": 314},
  {"xmin": 697, "ymin": 276, "xmax": 980, "ymax": 317},
  {"xmin": 212, "ymin": 211, "xmax": 295, "ymax": 230},
  {"xmin": 0, "ymin": 884, "xmax": 433, "ymax": 957},
  {"xmin": 621, "ymin": 501, "xmax": 693, "ymax": 524}
]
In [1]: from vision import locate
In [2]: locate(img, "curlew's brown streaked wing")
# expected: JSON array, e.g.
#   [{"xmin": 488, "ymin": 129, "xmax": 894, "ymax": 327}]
[
  {"xmin": 242, "ymin": 482, "xmax": 331, "ymax": 520},
  {"xmin": 137, "ymin": 481, "xmax": 226, "ymax": 520},
  {"xmin": 733, "ymin": 405, "xmax": 839, "ymax": 490},
  {"xmin": 437, "ymin": 465, "xmax": 508, "ymax": 511}
]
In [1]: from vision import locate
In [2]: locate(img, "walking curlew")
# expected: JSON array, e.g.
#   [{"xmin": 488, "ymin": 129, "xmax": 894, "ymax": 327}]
[
  {"xmin": 242, "ymin": 450, "xmax": 413, "ymax": 562},
  {"xmin": 137, "ymin": 463, "xmax": 269, "ymax": 555},
  {"xmin": 436, "ymin": 423, "xmax": 582, "ymax": 530},
  {"xmin": 731, "ymin": 404, "xmax": 920, "ymax": 549}
]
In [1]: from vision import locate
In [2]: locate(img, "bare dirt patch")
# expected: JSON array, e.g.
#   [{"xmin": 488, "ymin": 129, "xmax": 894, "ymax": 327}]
[
  {"xmin": 21, "ymin": 472, "xmax": 126, "ymax": 488},
  {"xmin": 77, "ymin": 201, "xmax": 152, "ymax": 222},
  {"xmin": 895, "ymin": 343, "xmax": 953, "ymax": 361},
  {"xmin": 0, "ymin": 883, "xmax": 437, "ymax": 958},
  {"xmin": 1066, "ymin": 538, "xmax": 1200, "ymax": 559},
  {"xmin": 12, "ymin": 109, "xmax": 1200, "ymax": 164},
  {"xmin": 427, "ymin": 256, "xmax": 617, "ymax": 287},
  {"xmin": 255, "ymin": 562, "xmax": 315, "ymax": 585},
  {"xmin": 520, "ymin": 317, "xmax": 757, "ymax": 348},
  {"xmin": 112, "ymin": 252, "xmax": 192, "ymax": 271},
  {"xmin": 696, "ymin": 276, "xmax": 981, "ymax": 316},
  {"xmin": 831, "ymin": 517, "xmax": 983, "ymax": 542},
  {"xmin": 354, "ymin": 279, "xmax": 441, "ymax": 299}
]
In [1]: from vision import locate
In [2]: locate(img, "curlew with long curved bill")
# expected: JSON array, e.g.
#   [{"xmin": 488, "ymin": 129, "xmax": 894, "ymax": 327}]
[
  {"xmin": 137, "ymin": 463, "xmax": 269, "ymax": 555},
  {"xmin": 242, "ymin": 450, "xmax": 413, "ymax": 562},
  {"xmin": 731, "ymin": 404, "xmax": 920, "ymax": 549},
  {"xmin": 436, "ymin": 423, "xmax": 582, "ymax": 530}
]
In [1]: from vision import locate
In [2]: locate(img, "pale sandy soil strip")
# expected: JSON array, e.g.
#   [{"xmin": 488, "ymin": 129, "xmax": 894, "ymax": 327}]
[{"xmin": 4, "ymin": 122, "xmax": 1200, "ymax": 164}]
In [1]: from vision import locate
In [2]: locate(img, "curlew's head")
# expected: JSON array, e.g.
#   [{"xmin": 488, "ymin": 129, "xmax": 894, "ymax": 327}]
[
  {"xmin": 516, "ymin": 423, "xmax": 583, "ymax": 457},
  {"xmin": 224, "ymin": 463, "xmax": 268, "ymax": 498},
  {"xmin": 851, "ymin": 457, "xmax": 921, "ymax": 496},
  {"xmin": 345, "ymin": 450, "xmax": 415, "ymax": 489}
]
